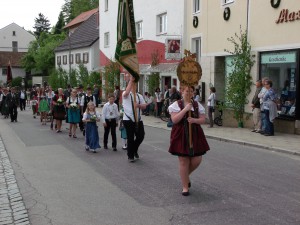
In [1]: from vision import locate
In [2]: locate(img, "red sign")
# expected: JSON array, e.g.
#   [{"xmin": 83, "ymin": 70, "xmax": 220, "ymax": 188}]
[{"xmin": 276, "ymin": 9, "xmax": 300, "ymax": 24}]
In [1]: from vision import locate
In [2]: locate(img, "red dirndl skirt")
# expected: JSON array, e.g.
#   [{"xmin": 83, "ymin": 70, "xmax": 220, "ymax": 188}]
[{"xmin": 169, "ymin": 120, "xmax": 210, "ymax": 157}]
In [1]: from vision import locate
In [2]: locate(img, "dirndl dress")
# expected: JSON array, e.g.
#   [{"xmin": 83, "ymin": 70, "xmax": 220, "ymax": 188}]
[
  {"xmin": 52, "ymin": 95, "xmax": 66, "ymax": 120},
  {"xmin": 67, "ymin": 108, "xmax": 80, "ymax": 123},
  {"xmin": 38, "ymin": 98, "xmax": 50, "ymax": 112},
  {"xmin": 85, "ymin": 113, "xmax": 101, "ymax": 149},
  {"xmin": 168, "ymin": 100, "xmax": 210, "ymax": 157}
]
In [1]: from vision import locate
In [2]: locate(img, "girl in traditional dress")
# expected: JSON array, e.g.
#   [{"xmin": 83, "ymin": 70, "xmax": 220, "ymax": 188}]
[
  {"xmin": 52, "ymin": 88, "xmax": 66, "ymax": 133},
  {"xmin": 38, "ymin": 88, "xmax": 50, "ymax": 125},
  {"xmin": 66, "ymin": 89, "xmax": 81, "ymax": 138},
  {"xmin": 82, "ymin": 102, "xmax": 101, "ymax": 153},
  {"xmin": 168, "ymin": 85, "xmax": 210, "ymax": 196}
]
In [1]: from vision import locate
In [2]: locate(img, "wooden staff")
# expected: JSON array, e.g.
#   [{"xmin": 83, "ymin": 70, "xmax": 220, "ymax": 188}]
[{"xmin": 188, "ymin": 86, "xmax": 193, "ymax": 156}]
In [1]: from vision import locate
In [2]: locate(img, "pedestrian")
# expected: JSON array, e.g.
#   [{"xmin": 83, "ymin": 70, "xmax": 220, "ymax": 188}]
[
  {"xmin": 122, "ymin": 74, "xmax": 147, "ymax": 162},
  {"xmin": 0, "ymin": 88, "xmax": 9, "ymax": 118},
  {"xmin": 114, "ymin": 85, "xmax": 120, "ymax": 110},
  {"xmin": 258, "ymin": 77, "xmax": 269, "ymax": 134},
  {"xmin": 102, "ymin": 94, "xmax": 120, "ymax": 151},
  {"xmin": 52, "ymin": 88, "xmax": 66, "ymax": 133},
  {"xmin": 207, "ymin": 86, "xmax": 216, "ymax": 128},
  {"xmin": 262, "ymin": 80, "xmax": 277, "ymax": 136},
  {"xmin": 80, "ymin": 86, "xmax": 96, "ymax": 136},
  {"xmin": 66, "ymin": 89, "xmax": 81, "ymax": 138},
  {"xmin": 93, "ymin": 84, "xmax": 99, "ymax": 107},
  {"xmin": 6, "ymin": 87, "xmax": 19, "ymax": 122},
  {"xmin": 168, "ymin": 85, "xmax": 210, "ymax": 196},
  {"xmin": 155, "ymin": 87, "xmax": 163, "ymax": 117},
  {"xmin": 82, "ymin": 102, "xmax": 101, "ymax": 153},
  {"xmin": 38, "ymin": 88, "xmax": 50, "ymax": 125},
  {"xmin": 19, "ymin": 89, "xmax": 27, "ymax": 111},
  {"xmin": 250, "ymin": 80, "xmax": 262, "ymax": 132},
  {"xmin": 119, "ymin": 108, "xmax": 127, "ymax": 150}
]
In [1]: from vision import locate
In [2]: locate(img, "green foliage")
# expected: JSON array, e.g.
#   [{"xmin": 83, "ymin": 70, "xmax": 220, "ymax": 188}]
[
  {"xmin": 54, "ymin": 11, "xmax": 65, "ymax": 35},
  {"xmin": 89, "ymin": 71, "xmax": 101, "ymax": 87},
  {"xmin": 224, "ymin": 27, "xmax": 255, "ymax": 124},
  {"xmin": 62, "ymin": 0, "xmax": 98, "ymax": 23},
  {"xmin": 11, "ymin": 77, "xmax": 23, "ymax": 87},
  {"xmin": 69, "ymin": 69, "xmax": 78, "ymax": 87},
  {"xmin": 102, "ymin": 60, "xmax": 120, "ymax": 97},
  {"xmin": 147, "ymin": 73, "xmax": 160, "ymax": 96},
  {"xmin": 77, "ymin": 63, "xmax": 89, "ymax": 88},
  {"xmin": 48, "ymin": 67, "xmax": 68, "ymax": 90},
  {"xmin": 33, "ymin": 13, "xmax": 51, "ymax": 38}
]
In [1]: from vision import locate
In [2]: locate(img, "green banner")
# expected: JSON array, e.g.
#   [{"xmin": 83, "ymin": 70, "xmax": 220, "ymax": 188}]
[
  {"xmin": 115, "ymin": 0, "xmax": 140, "ymax": 82},
  {"xmin": 261, "ymin": 52, "xmax": 296, "ymax": 64}
]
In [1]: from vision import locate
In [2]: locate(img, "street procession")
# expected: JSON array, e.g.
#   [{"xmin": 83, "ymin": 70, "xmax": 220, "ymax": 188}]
[{"xmin": 0, "ymin": 0, "xmax": 299, "ymax": 225}]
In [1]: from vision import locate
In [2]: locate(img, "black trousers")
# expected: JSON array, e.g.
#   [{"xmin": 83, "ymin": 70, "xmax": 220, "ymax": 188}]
[
  {"xmin": 20, "ymin": 99, "xmax": 26, "ymax": 110},
  {"xmin": 104, "ymin": 119, "xmax": 117, "ymax": 148},
  {"xmin": 123, "ymin": 120, "xmax": 145, "ymax": 159},
  {"xmin": 9, "ymin": 105, "xmax": 18, "ymax": 121}
]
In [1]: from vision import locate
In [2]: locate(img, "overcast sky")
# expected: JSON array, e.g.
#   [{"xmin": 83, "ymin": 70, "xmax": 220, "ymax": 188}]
[{"xmin": 0, "ymin": 0, "xmax": 65, "ymax": 31}]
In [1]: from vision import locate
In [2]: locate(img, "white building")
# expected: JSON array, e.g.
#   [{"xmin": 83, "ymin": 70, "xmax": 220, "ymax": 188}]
[
  {"xmin": 0, "ymin": 23, "xmax": 35, "ymax": 84},
  {"xmin": 99, "ymin": 0, "xmax": 186, "ymax": 94}
]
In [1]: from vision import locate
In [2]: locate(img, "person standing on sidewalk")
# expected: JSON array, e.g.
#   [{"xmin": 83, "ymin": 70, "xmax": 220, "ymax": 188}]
[
  {"xmin": 122, "ymin": 74, "xmax": 147, "ymax": 162},
  {"xmin": 207, "ymin": 87, "xmax": 216, "ymax": 128},
  {"xmin": 102, "ymin": 94, "xmax": 120, "ymax": 151},
  {"xmin": 168, "ymin": 85, "xmax": 210, "ymax": 196},
  {"xmin": 258, "ymin": 77, "xmax": 269, "ymax": 134},
  {"xmin": 250, "ymin": 80, "xmax": 262, "ymax": 132},
  {"xmin": 18, "ymin": 89, "xmax": 27, "ymax": 111}
]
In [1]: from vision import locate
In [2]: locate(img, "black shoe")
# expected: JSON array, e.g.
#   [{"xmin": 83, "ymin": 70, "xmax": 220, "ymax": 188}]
[
  {"xmin": 83, "ymin": 130, "xmax": 85, "ymax": 136},
  {"xmin": 182, "ymin": 190, "xmax": 190, "ymax": 196},
  {"xmin": 134, "ymin": 153, "xmax": 139, "ymax": 159},
  {"xmin": 104, "ymin": 146, "xmax": 108, "ymax": 149},
  {"xmin": 128, "ymin": 157, "xmax": 135, "ymax": 163},
  {"xmin": 113, "ymin": 148, "xmax": 117, "ymax": 151},
  {"xmin": 188, "ymin": 182, "xmax": 191, "ymax": 188}
]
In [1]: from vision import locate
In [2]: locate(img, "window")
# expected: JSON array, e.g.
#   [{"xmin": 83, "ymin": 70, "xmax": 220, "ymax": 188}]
[
  {"xmin": 193, "ymin": 0, "xmax": 200, "ymax": 13},
  {"xmin": 12, "ymin": 41, "xmax": 18, "ymax": 52},
  {"xmin": 63, "ymin": 55, "xmax": 67, "ymax": 65},
  {"xmin": 57, "ymin": 56, "xmax": 61, "ymax": 65},
  {"xmin": 104, "ymin": 32, "xmax": 110, "ymax": 47},
  {"xmin": 69, "ymin": 54, "xmax": 73, "ymax": 64},
  {"xmin": 105, "ymin": 0, "xmax": 108, "ymax": 11},
  {"xmin": 83, "ymin": 53, "xmax": 89, "ymax": 63},
  {"xmin": 12, "ymin": 31, "xmax": 16, "ymax": 36},
  {"xmin": 2, "ymin": 68, "xmax": 7, "ymax": 76},
  {"xmin": 157, "ymin": 13, "xmax": 167, "ymax": 34},
  {"xmin": 75, "ymin": 53, "xmax": 81, "ymax": 64},
  {"xmin": 222, "ymin": 0, "xmax": 234, "ymax": 5},
  {"xmin": 192, "ymin": 37, "xmax": 201, "ymax": 62},
  {"xmin": 136, "ymin": 21, "xmax": 143, "ymax": 39}
]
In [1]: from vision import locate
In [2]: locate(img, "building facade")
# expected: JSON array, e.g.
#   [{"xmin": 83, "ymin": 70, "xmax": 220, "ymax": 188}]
[
  {"xmin": 186, "ymin": 0, "xmax": 300, "ymax": 134},
  {"xmin": 0, "ymin": 23, "xmax": 35, "ymax": 84},
  {"xmin": 99, "ymin": 0, "xmax": 186, "ymax": 95}
]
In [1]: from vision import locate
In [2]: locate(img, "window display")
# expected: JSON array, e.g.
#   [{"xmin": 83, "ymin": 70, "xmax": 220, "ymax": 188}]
[{"xmin": 260, "ymin": 51, "xmax": 297, "ymax": 118}]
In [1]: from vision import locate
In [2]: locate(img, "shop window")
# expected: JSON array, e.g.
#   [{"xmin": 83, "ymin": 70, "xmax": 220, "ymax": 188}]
[{"xmin": 260, "ymin": 51, "xmax": 297, "ymax": 117}]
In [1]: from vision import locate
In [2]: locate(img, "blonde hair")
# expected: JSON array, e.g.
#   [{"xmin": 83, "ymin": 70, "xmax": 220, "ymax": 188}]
[{"xmin": 85, "ymin": 101, "xmax": 96, "ymax": 114}]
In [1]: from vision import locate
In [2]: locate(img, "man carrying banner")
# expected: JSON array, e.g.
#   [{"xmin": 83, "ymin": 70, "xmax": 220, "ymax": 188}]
[{"xmin": 122, "ymin": 74, "xmax": 147, "ymax": 162}]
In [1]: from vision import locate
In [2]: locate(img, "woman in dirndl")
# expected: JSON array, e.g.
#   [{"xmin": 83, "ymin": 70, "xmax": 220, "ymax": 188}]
[
  {"xmin": 52, "ymin": 88, "xmax": 66, "ymax": 133},
  {"xmin": 66, "ymin": 89, "xmax": 81, "ymax": 138},
  {"xmin": 168, "ymin": 85, "xmax": 210, "ymax": 196},
  {"xmin": 38, "ymin": 87, "xmax": 50, "ymax": 125},
  {"xmin": 0, "ymin": 88, "xmax": 9, "ymax": 118},
  {"xmin": 82, "ymin": 102, "xmax": 101, "ymax": 153}
]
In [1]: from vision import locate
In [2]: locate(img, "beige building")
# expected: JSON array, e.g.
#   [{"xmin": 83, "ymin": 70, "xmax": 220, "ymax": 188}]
[{"xmin": 185, "ymin": 0, "xmax": 299, "ymax": 134}]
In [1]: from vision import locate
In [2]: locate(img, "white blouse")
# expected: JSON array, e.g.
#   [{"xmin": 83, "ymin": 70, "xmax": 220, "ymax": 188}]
[
  {"xmin": 82, "ymin": 112, "xmax": 101, "ymax": 120},
  {"xmin": 168, "ymin": 101, "xmax": 205, "ymax": 115}
]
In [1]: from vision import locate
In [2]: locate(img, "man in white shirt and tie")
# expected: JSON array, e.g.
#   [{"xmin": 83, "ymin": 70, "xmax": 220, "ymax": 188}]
[{"xmin": 102, "ymin": 94, "xmax": 120, "ymax": 151}]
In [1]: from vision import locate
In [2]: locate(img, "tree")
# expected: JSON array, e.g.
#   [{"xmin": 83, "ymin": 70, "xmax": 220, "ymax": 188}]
[
  {"xmin": 62, "ymin": 0, "xmax": 98, "ymax": 23},
  {"xmin": 53, "ymin": 11, "xmax": 65, "ymax": 35},
  {"xmin": 102, "ymin": 60, "xmax": 120, "ymax": 97},
  {"xmin": 33, "ymin": 13, "xmax": 51, "ymax": 38},
  {"xmin": 225, "ymin": 27, "xmax": 255, "ymax": 127}
]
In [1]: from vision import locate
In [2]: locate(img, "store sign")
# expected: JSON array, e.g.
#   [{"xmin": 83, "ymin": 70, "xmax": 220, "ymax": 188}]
[
  {"xmin": 261, "ymin": 52, "xmax": 296, "ymax": 64},
  {"xmin": 276, "ymin": 9, "xmax": 300, "ymax": 24},
  {"xmin": 165, "ymin": 39, "xmax": 182, "ymax": 60}
]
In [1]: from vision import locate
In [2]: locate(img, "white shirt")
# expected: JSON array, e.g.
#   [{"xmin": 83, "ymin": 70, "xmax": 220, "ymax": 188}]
[
  {"xmin": 101, "ymin": 102, "xmax": 120, "ymax": 122},
  {"xmin": 168, "ymin": 101, "xmax": 205, "ymax": 115},
  {"xmin": 155, "ymin": 92, "xmax": 163, "ymax": 103},
  {"xmin": 80, "ymin": 94, "xmax": 96, "ymax": 107},
  {"xmin": 207, "ymin": 93, "xmax": 216, "ymax": 107},
  {"xmin": 122, "ymin": 92, "xmax": 145, "ymax": 121},
  {"xmin": 20, "ymin": 91, "xmax": 25, "ymax": 99},
  {"xmin": 66, "ymin": 96, "xmax": 80, "ymax": 105},
  {"xmin": 83, "ymin": 111, "xmax": 101, "ymax": 120}
]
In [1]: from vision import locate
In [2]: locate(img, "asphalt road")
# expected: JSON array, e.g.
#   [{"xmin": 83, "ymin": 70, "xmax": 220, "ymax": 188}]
[{"xmin": 1, "ymin": 109, "xmax": 300, "ymax": 225}]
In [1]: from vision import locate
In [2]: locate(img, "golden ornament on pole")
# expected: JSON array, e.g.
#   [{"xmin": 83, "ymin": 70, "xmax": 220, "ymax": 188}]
[{"xmin": 177, "ymin": 50, "xmax": 202, "ymax": 156}]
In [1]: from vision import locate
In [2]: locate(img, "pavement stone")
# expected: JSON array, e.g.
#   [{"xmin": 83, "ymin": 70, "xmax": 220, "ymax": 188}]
[{"xmin": 0, "ymin": 137, "xmax": 30, "ymax": 225}]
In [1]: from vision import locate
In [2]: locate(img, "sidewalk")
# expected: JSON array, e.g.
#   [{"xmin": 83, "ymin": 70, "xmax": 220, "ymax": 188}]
[{"xmin": 140, "ymin": 114, "xmax": 300, "ymax": 156}]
